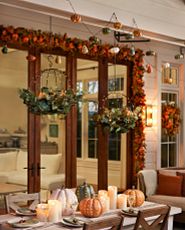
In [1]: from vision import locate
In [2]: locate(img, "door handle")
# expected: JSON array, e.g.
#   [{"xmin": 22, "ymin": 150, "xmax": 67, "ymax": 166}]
[
  {"xmin": 37, "ymin": 163, "xmax": 46, "ymax": 176},
  {"xmin": 24, "ymin": 163, "xmax": 35, "ymax": 177}
]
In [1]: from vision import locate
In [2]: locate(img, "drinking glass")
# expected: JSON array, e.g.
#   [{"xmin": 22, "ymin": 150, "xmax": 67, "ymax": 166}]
[{"xmin": 127, "ymin": 194, "xmax": 135, "ymax": 212}]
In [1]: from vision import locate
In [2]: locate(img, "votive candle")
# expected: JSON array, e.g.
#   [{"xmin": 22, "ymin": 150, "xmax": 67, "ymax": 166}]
[{"xmin": 36, "ymin": 203, "xmax": 49, "ymax": 222}]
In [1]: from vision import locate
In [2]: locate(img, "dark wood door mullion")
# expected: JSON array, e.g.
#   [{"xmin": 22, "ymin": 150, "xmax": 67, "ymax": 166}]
[
  {"xmin": 65, "ymin": 55, "xmax": 77, "ymax": 188},
  {"xmin": 28, "ymin": 48, "xmax": 41, "ymax": 193},
  {"xmin": 98, "ymin": 58, "xmax": 108, "ymax": 190}
]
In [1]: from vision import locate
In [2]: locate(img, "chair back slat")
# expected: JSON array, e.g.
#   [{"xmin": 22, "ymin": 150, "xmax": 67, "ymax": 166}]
[
  {"xmin": 5, "ymin": 193, "xmax": 40, "ymax": 213},
  {"xmin": 134, "ymin": 205, "xmax": 170, "ymax": 230},
  {"xmin": 83, "ymin": 215, "xmax": 124, "ymax": 230}
]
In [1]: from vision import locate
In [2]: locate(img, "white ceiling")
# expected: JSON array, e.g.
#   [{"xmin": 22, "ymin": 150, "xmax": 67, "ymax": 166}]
[{"xmin": 1, "ymin": 0, "xmax": 185, "ymax": 46}]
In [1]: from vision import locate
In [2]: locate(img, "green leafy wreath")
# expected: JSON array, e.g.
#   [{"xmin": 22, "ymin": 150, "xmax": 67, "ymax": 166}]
[
  {"xmin": 162, "ymin": 103, "xmax": 181, "ymax": 136},
  {"xmin": 19, "ymin": 87, "xmax": 83, "ymax": 118}
]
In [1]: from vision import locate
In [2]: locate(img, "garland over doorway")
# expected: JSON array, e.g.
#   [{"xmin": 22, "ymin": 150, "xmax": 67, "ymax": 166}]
[{"xmin": 0, "ymin": 25, "xmax": 146, "ymax": 181}]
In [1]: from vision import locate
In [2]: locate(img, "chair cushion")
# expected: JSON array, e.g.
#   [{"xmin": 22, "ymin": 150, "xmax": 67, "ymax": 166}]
[
  {"xmin": 176, "ymin": 172, "xmax": 185, "ymax": 197},
  {"xmin": 156, "ymin": 174, "xmax": 183, "ymax": 197},
  {"xmin": 147, "ymin": 195, "xmax": 185, "ymax": 211},
  {"xmin": 0, "ymin": 151, "xmax": 18, "ymax": 171},
  {"xmin": 41, "ymin": 154, "xmax": 62, "ymax": 174}
]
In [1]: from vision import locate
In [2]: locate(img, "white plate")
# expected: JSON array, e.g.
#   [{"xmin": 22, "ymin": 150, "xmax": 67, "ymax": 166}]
[
  {"xmin": 61, "ymin": 218, "xmax": 83, "ymax": 228},
  {"xmin": 7, "ymin": 218, "xmax": 41, "ymax": 228},
  {"xmin": 122, "ymin": 209, "xmax": 138, "ymax": 217},
  {"xmin": 16, "ymin": 208, "xmax": 36, "ymax": 216}
]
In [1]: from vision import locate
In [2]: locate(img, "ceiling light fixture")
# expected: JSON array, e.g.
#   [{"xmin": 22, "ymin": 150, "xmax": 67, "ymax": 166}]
[{"xmin": 174, "ymin": 47, "xmax": 184, "ymax": 59}]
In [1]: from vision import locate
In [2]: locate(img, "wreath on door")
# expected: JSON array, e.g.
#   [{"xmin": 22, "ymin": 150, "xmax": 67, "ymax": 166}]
[{"xmin": 162, "ymin": 103, "xmax": 181, "ymax": 136}]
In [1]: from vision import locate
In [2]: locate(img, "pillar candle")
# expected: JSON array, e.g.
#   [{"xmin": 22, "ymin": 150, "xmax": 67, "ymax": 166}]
[
  {"xmin": 108, "ymin": 186, "xmax": 117, "ymax": 210},
  {"xmin": 48, "ymin": 200, "xmax": 61, "ymax": 223},
  {"xmin": 98, "ymin": 190, "xmax": 110, "ymax": 213},
  {"xmin": 117, "ymin": 194, "xmax": 127, "ymax": 210},
  {"xmin": 36, "ymin": 203, "xmax": 49, "ymax": 222}
]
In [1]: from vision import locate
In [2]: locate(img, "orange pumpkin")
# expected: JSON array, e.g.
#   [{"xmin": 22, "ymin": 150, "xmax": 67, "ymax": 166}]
[
  {"xmin": 79, "ymin": 197, "xmax": 103, "ymax": 218},
  {"xmin": 70, "ymin": 14, "xmax": 81, "ymax": 23},
  {"xmin": 124, "ymin": 188, "xmax": 145, "ymax": 207}
]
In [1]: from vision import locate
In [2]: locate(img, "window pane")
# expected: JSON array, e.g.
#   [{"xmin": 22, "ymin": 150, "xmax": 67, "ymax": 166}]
[
  {"xmin": 161, "ymin": 64, "xmax": 178, "ymax": 86},
  {"xmin": 88, "ymin": 81, "xmax": 98, "ymax": 94},
  {"xmin": 169, "ymin": 144, "xmax": 176, "ymax": 167},
  {"xmin": 109, "ymin": 133, "xmax": 121, "ymax": 161},
  {"xmin": 161, "ymin": 144, "xmax": 168, "ymax": 168},
  {"xmin": 88, "ymin": 101, "xmax": 97, "ymax": 158},
  {"xmin": 77, "ymin": 102, "xmax": 82, "ymax": 158}
]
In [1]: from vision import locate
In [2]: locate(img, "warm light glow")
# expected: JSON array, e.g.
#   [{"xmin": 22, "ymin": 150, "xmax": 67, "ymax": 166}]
[{"xmin": 145, "ymin": 105, "xmax": 153, "ymax": 127}]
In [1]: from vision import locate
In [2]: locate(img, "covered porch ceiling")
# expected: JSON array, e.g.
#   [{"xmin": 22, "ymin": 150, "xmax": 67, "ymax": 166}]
[{"xmin": 1, "ymin": 0, "xmax": 185, "ymax": 47}]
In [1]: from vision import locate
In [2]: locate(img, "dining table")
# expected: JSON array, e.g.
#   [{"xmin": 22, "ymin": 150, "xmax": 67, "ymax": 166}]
[{"xmin": 0, "ymin": 201, "xmax": 182, "ymax": 230}]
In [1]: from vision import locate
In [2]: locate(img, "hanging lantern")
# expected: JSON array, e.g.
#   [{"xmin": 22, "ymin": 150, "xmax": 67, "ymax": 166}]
[
  {"xmin": 26, "ymin": 54, "xmax": 36, "ymax": 62},
  {"xmin": 102, "ymin": 27, "xmax": 111, "ymax": 35},
  {"xmin": 70, "ymin": 14, "xmax": 81, "ymax": 23},
  {"xmin": 113, "ymin": 22, "xmax": 122, "ymax": 30},
  {"xmin": 55, "ymin": 56, "xmax": 62, "ymax": 64},
  {"xmin": 130, "ymin": 45, "xmax": 135, "ymax": 56},
  {"xmin": 109, "ymin": 46, "xmax": 120, "ymax": 54},
  {"xmin": 82, "ymin": 45, "xmax": 89, "ymax": 54},
  {"xmin": 133, "ymin": 29, "xmax": 142, "ymax": 37},
  {"xmin": 1, "ymin": 45, "xmax": 8, "ymax": 54},
  {"xmin": 146, "ymin": 50, "xmax": 156, "ymax": 56},
  {"xmin": 146, "ymin": 64, "xmax": 152, "ymax": 73}
]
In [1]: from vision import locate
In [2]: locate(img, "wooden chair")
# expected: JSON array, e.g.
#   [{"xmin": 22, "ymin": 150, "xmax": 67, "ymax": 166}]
[
  {"xmin": 5, "ymin": 193, "xmax": 40, "ymax": 213},
  {"xmin": 83, "ymin": 215, "xmax": 124, "ymax": 230},
  {"xmin": 133, "ymin": 205, "xmax": 170, "ymax": 230}
]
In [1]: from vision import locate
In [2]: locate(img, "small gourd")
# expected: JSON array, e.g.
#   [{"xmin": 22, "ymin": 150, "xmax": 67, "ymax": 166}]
[
  {"xmin": 124, "ymin": 186, "xmax": 145, "ymax": 207},
  {"xmin": 76, "ymin": 181, "xmax": 95, "ymax": 202},
  {"xmin": 79, "ymin": 196, "xmax": 103, "ymax": 218}
]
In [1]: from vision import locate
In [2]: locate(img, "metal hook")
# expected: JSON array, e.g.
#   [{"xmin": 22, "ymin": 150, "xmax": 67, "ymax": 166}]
[{"xmin": 47, "ymin": 55, "xmax": 54, "ymax": 68}]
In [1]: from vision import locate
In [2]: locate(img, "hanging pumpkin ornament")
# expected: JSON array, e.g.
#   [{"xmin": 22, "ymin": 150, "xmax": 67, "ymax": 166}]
[
  {"xmin": 130, "ymin": 45, "xmax": 135, "ymax": 56},
  {"xmin": 70, "ymin": 14, "xmax": 81, "ymax": 23},
  {"xmin": 26, "ymin": 54, "xmax": 36, "ymax": 62},
  {"xmin": 133, "ymin": 29, "xmax": 142, "ymax": 37},
  {"xmin": 102, "ymin": 27, "xmax": 111, "ymax": 35},
  {"xmin": 76, "ymin": 181, "xmax": 95, "ymax": 202},
  {"xmin": 1, "ymin": 45, "xmax": 8, "ymax": 54},
  {"xmin": 109, "ymin": 46, "xmax": 120, "ymax": 54},
  {"xmin": 55, "ymin": 55, "xmax": 62, "ymax": 64},
  {"xmin": 82, "ymin": 45, "xmax": 89, "ymax": 54},
  {"xmin": 113, "ymin": 21, "xmax": 122, "ymax": 30},
  {"xmin": 146, "ymin": 64, "xmax": 152, "ymax": 73}
]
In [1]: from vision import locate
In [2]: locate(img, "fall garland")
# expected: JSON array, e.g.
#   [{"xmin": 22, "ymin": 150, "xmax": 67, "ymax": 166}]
[
  {"xmin": 0, "ymin": 25, "xmax": 146, "ymax": 178},
  {"xmin": 162, "ymin": 104, "xmax": 181, "ymax": 136}
]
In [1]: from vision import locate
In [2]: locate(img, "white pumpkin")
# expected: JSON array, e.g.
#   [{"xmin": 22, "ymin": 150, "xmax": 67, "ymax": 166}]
[{"xmin": 50, "ymin": 188, "xmax": 78, "ymax": 216}]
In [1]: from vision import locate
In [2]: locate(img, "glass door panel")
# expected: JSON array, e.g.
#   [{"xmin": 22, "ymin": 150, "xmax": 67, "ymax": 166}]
[
  {"xmin": 40, "ymin": 54, "xmax": 66, "ymax": 201},
  {"xmin": 77, "ymin": 59, "xmax": 98, "ymax": 189},
  {"xmin": 0, "ymin": 48, "xmax": 28, "ymax": 192},
  {"xmin": 108, "ymin": 64, "xmax": 127, "ymax": 190}
]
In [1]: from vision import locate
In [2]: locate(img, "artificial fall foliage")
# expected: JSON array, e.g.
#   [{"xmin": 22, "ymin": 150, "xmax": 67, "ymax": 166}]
[
  {"xmin": 0, "ymin": 24, "xmax": 146, "ymax": 177},
  {"xmin": 162, "ymin": 103, "xmax": 181, "ymax": 136}
]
